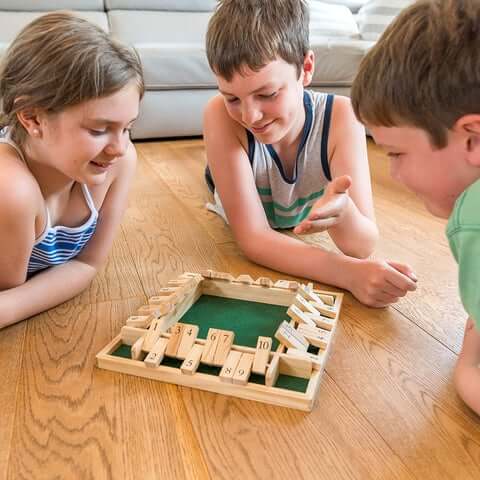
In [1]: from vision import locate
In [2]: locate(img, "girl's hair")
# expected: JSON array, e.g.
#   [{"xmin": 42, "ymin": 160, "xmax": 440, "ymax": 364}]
[{"xmin": 0, "ymin": 11, "xmax": 145, "ymax": 146}]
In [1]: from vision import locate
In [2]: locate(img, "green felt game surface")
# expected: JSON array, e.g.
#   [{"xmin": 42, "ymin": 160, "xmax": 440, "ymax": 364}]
[{"xmin": 111, "ymin": 294, "xmax": 311, "ymax": 393}]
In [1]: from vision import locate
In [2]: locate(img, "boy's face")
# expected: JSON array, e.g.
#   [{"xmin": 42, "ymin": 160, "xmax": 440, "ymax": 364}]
[
  {"xmin": 216, "ymin": 56, "xmax": 313, "ymax": 145},
  {"xmin": 369, "ymin": 125, "xmax": 476, "ymax": 218}
]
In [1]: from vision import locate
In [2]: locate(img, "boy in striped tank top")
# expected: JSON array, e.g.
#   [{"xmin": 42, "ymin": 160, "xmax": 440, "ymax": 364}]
[
  {"xmin": 203, "ymin": 0, "xmax": 417, "ymax": 307},
  {"xmin": 0, "ymin": 13, "xmax": 144, "ymax": 329}
]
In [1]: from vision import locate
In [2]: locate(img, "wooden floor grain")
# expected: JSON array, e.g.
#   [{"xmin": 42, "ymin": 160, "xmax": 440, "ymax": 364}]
[{"xmin": 1, "ymin": 139, "xmax": 479, "ymax": 480}]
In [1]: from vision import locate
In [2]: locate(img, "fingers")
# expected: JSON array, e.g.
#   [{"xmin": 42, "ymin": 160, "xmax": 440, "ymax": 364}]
[
  {"xmin": 387, "ymin": 261, "xmax": 418, "ymax": 282},
  {"xmin": 331, "ymin": 175, "xmax": 352, "ymax": 194},
  {"xmin": 385, "ymin": 263, "xmax": 418, "ymax": 292},
  {"xmin": 308, "ymin": 195, "xmax": 350, "ymax": 221},
  {"xmin": 294, "ymin": 216, "xmax": 339, "ymax": 234}
]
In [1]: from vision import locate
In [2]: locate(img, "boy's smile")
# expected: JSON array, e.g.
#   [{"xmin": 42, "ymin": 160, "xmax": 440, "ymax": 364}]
[{"xmin": 217, "ymin": 56, "xmax": 313, "ymax": 150}]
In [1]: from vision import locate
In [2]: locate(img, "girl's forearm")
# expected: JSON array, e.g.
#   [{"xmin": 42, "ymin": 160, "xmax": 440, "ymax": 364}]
[{"xmin": 0, "ymin": 260, "xmax": 97, "ymax": 329}]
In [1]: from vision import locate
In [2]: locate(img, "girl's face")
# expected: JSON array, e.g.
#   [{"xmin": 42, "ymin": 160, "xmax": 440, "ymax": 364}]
[{"xmin": 37, "ymin": 81, "xmax": 140, "ymax": 185}]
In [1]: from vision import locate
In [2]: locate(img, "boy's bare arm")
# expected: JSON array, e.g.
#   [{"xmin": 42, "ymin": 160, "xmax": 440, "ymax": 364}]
[
  {"xmin": 204, "ymin": 97, "xmax": 416, "ymax": 307},
  {"xmin": 296, "ymin": 96, "xmax": 378, "ymax": 258},
  {"xmin": 454, "ymin": 318, "xmax": 480, "ymax": 415}
]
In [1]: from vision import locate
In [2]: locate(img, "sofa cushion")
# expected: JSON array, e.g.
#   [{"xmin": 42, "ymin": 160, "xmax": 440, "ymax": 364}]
[
  {"xmin": 109, "ymin": 10, "xmax": 215, "ymax": 89},
  {"xmin": 0, "ymin": 11, "xmax": 109, "ymax": 58},
  {"xmin": 106, "ymin": 0, "xmax": 216, "ymax": 11},
  {"xmin": 309, "ymin": 1, "xmax": 359, "ymax": 38},
  {"xmin": 0, "ymin": 1, "xmax": 104, "ymax": 10},
  {"xmin": 356, "ymin": 0, "xmax": 413, "ymax": 40},
  {"xmin": 316, "ymin": 0, "xmax": 369, "ymax": 13},
  {"xmin": 110, "ymin": 6, "xmax": 363, "ymax": 90}
]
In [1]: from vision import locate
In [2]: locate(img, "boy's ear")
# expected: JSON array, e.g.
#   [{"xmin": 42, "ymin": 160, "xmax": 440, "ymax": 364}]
[
  {"xmin": 455, "ymin": 115, "xmax": 480, "ymax": 167},
  {"xmin": 302, "ymin": 50, "xmax": 315, "ymax": 87}
]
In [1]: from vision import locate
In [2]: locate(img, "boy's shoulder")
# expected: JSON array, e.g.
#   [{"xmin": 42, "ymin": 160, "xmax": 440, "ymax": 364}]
[
  {"xmin": 449, "ymin": 178, "xmax": 480, "ymax": 229},
  {"xmin": 203, "ymin": 94, "xmax": 249, "ymax": 152}
]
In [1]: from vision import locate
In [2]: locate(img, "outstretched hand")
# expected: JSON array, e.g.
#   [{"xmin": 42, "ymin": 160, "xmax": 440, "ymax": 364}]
[{"xmin": 294, "ymin": 175, "xmax": 352, "ymax": 234}]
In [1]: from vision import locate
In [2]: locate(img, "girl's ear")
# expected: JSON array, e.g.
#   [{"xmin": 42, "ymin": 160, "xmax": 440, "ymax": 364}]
[
  {"xmin": 455, "ymin": 115, "xmax": 480, "ymax": 167},
  {"xmin": 302, "ymin": 50, "xmax": 315, "ymax": 87},
  {"xmin": 16, "ymin": 106, "xmax": 43, "ymax": 138}
]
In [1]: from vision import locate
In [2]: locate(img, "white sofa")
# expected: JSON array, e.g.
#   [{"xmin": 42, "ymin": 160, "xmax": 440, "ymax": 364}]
[{"xmin": 0, "ymin": 0, "xmax": 374, "ymax": 139}]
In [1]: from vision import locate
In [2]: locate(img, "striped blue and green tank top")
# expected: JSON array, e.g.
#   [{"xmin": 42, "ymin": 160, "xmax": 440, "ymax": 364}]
[{"xmin": 206, "ymin": 90, "xmax": 333, "ymax": 229}]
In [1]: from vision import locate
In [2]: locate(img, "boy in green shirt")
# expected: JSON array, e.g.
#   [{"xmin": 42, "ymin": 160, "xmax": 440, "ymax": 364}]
[{"xmin": 351, "ymin": 0, "xmax": 480, "ymax": 414}]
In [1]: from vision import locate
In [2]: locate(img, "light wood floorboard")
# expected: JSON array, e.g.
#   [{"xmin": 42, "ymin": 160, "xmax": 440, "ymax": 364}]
[{"xmin": 1, "ymin": 138, "xmax": 479, "ymax": 480}]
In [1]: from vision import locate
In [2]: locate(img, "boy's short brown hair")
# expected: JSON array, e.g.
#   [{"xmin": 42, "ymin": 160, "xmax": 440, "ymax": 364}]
[
  {"xmin": 206, "ymin": 0, "xmax": 309, "ymax": 81},
  {"xmin": 351, "ymin": 0, "xmax": 480, "ymax": 148}
]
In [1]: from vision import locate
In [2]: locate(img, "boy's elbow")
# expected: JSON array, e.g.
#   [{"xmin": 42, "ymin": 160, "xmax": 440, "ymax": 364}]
[
  {"xmin": 342, "ymin": 226, "xmax": 379, "ymax": 259},
  {"xmin": 339, "ymin": 237, "xmax": 377, "ymax": 259}
]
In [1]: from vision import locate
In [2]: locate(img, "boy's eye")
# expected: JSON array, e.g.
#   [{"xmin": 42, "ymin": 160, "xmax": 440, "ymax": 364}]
[
  {"xmin": 89, "ymin": 129, "xmax": 106, "ymax": 136},
  {"xmin": 225, "ymin": 97, "xmax": 239, "ymax": 104},
  {"xmin": 259, "ymin": 91, "xmax": 277, "ymax": 99},
  {"xmin": 387, "ymin": 152, "xmax": 402, "ymax": 159}
]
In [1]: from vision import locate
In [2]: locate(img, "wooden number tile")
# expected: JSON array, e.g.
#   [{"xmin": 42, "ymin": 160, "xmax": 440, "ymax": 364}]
[
  {"xmin": 180, "ymin": 344, "xmax": 204, "ymax": 375},
  {"xmin": 287, "ymin": 348, "xmax": 326, "ymax": 370},
  {"xmin": 287, "ymin": 304, "xmax": 317, "ymax": 327},
  {"xmin": 219, "ymin": 350, "xmax": 243, "ymax": 383},
  {"xmin": 214, "ymin": 272, "xmax": 235, "ymax": 281},
  {"xmin": 297, "ymin": 324, "xmax": 330, "ymax": 349},
  {"xmin": 144, "ymin": 337, "xmax": 169, "ymax": 368},
  {"xmin": 201, "ymin": 328, "xmax": 221, "ymax": 365},
  {"xmin": 293, "ymin": 294, "xmax": 319, "ymax": 315},
  {"xmin": 273, "ymin": 280, "xmax": 291, "ymax": 289},
  {"xmin": 279, "ymin": 354, "xmax": 312, "ymax": 378},
  {"xmin": 143, "ymin": 316, "xmax": 171, "ymax": 351},
  {"xmin": 274, "ymin": 321, "xmax": 309, "ymax": 351},
  {"xmin": 318, "ymin": 293, "xmax": 335, "ymax": 306},
  {"xmin": 126, "ymin": 315, "xmax": 151, "ymax": 328},
  {"xmin": 200, "ymin": 269, "xmax": 215, "ymax": 278},
  {"xmin": 235, "ymin": 274, "xmax": 254, "ymax": 284},
  {"xmin": 213, "ymin": 330, "xmax": 235, "ymax": 366},
  {"xmin": 252, "ymin": 336, "xmax": 272, "ymax": 375},
  {"xmin": 305, "ymin": 313, "xmax": 335, "ymax": 331},
  {"xmin": 137, "ymin": 304, "xmax": 169, "ymax": 316},
  {"xmin": 297, "ymin": 284, "xmax": 325, "ymax": 305},
  {"xmin": 176, "ymin": 324, "xmax": 200, "ymax": 360},
  {"xmin": 131, "ymin": 336, "xmax": 145, "ymax": 360},
  {"xmin": 311, "ymin": 302, "xmax": 337, "ymax": 319},
  {"xmin": 167, "ymin": 278, "xmax": 193, "ymax": 287},
  {"xmin": 232, "ymin": 353, "xmax": 254, "ymax": 385},
  {"xmin": 165, "ymin": 323, "xmax": 185, "ymax": 357},
  {"xmin": 265, "ymin": 353, "xmax": 281, "ymax": 387},
  {"xmin": 255, "ymin": 277, "xmax": 273, "ymax": 287},
  {"xmin": 179, "ymin": 272, "xmax": 203, "ymax": 279}
]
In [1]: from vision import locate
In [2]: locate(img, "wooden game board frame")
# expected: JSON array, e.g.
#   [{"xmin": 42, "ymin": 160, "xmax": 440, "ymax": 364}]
[{"xmin": 96, "ymin": 271, "xmax": 343, "ymax": 411}]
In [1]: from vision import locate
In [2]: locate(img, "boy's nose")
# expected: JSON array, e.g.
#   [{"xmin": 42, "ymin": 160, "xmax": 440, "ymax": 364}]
[{"xmin": 241, "ymin": 103, "xmax": 262, "ymax": 125}]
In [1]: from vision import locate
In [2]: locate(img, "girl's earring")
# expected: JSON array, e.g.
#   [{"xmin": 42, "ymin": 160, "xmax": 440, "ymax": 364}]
[{"xmin": 32, "ymin": 128, "xmax": 40, "ymax": 137}]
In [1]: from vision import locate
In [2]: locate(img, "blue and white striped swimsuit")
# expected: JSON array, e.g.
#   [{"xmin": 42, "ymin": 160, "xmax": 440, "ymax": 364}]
[
  {"xmin": 28, "ymin": 184, "xmax": 98, "ymax": 274},
  {"xmin": 0, "ymin": 132, "xmax": 98, "ymax": 274}
]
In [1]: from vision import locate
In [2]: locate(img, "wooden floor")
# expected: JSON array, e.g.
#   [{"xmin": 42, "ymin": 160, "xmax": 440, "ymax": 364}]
[{"xmin": 1, "ymin": 139, "xmax": 479, "ymax": 480}]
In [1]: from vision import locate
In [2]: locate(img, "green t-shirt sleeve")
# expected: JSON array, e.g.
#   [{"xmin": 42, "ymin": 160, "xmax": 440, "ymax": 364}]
[{"xmin": 448, "ymin": 228, "xmax": 480, "ymax": 330}]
